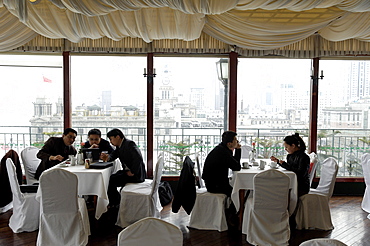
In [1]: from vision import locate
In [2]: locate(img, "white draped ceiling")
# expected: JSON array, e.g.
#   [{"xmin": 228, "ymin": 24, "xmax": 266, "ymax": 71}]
[{"xmin": 1, "ymin": 0, "xmax": 370, "ymax": 55}]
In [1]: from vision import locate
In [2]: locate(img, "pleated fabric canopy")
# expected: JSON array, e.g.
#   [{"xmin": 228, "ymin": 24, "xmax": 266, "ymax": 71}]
[{"xmin": 1, "ymin": 0, "xmax": 370, "ymax": 57}]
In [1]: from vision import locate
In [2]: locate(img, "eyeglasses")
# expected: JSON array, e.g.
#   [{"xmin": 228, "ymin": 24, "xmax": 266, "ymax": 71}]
[{"xmin": 89, "ymin": 138, "xmax": 100, "ymax": 141}]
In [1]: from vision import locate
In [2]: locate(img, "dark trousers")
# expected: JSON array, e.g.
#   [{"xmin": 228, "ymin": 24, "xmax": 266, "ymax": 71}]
[{"xmin": 107, "ymin": 170, "xmax": 141, "ymax": 206}]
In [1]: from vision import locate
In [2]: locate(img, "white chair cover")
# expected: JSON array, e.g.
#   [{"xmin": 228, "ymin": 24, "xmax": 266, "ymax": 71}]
[
  {"xmin": 241, "ymin": 145, "xmax": 252, "ymax": 159},
  {"xmin": 361, "ymin": 153, "xmax": 370, "ymax": 218},
  {"xmin": 243, "ymin": 169, "xmax": 290, "ymax": 246},
  {"xmin": 6, "ymin": 158, "xmax": 39, "ymax": 233},
  {"xmin": 189, "ymin": 188, "xmax": 228, "ymax": 232},
  {"xmin": 117, "ymin": 217, "xmax": 183, "ymax": 246},
  {"xmin": 20, "ymin": 146, "xmax": 41, "ymax": 185},
  {"xmin": 299, "ymin": 238, "xmax": 348, "ymax": 246},
  {"xmin": 189, "ymin": 156, "xmax": 228, "ymax": 231},
  {"xmin": 116, "ymin": 156, "xmax": 164, "ymax": 228},
  {"xmin": 296, "ymin": 157, "xmax": 339, "ymax": 230},
  {"xmin": 36, "ymin": 168, "xmax": 90, "ymax": 246},
  {"xmin": 308, "ymin": 152, "xmax": 318, "ymax": 186},
  {"xmin": 309, "ymin": 157, "xmax": 339, "ymax": 197}
]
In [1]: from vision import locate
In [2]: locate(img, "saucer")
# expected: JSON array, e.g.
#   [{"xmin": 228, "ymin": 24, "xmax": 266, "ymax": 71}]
[
  {"xmin": 270, "ymin": 166, "xmax": 279, "ymax": 169},
  {"xmin": 58, "ymin": 163, "xmax": 70, "ymax": 167}
]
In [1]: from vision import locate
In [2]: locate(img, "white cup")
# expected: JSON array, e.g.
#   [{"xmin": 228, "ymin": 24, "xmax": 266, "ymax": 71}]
[
  {"xmin": 243, "ymin": 162, "xmax": 250, "ymax": 169},
  {"xmin": 69, "ymin": 155, "xmax": 76, "ymax": 166},
  {"xmin": 270, "ymin": 162, "xmax": 277, "ymax": 168},
  {"xmin": 259, "ymin": 160, "xmax": 265, "ymax": 170}
]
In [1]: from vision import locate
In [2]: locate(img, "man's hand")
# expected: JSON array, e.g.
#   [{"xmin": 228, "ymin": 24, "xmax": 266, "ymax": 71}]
[
  {"xmin": 89, "ymin": 144, "xmax": 99, "ymax": 148},
  {"xmin": 126, "ymin": 171, "xmax": 134, "ymax": 177},
  {"xmin": 49, "ymin": 155, "xmax": 64, "ymax": 161},
  {"xmin": 100, "ymin": 153, "xmax": 109, "ymax": 162}
]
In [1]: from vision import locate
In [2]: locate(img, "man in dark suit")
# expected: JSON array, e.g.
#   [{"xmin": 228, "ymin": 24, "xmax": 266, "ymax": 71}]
[
  {"xmin": 35, "ymin": 128, "xmax": 78, "ymax": 180},
  {"xmin": 84, "ymin": 128, "xmax": 114, "ymax": 154},
  {"xmin": 202, "ymin": 131, "xmax": 242, "ymax": 228},
  {"xmin": 202, "ymin": 130, "xmax": 241, "ymax": 197},
  {"xmin": 101, "ymin": 128, "xmax": 146, "ymax": 207}
]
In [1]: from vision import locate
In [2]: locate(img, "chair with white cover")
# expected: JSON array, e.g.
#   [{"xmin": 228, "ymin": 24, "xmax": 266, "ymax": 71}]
[
  {"xmin": 6, "ymin": 158, "xmax": 39, "ymax": 233},
  {"xmin": 241, "ymin": 145, "xmax": 252, "ymax": 159},
  {"xmin": 308, "ymin": 152, "xmax": 318, "ymax": 186},
  {"xmin": 116, "ymin": 155, "xmax": 164, "ymax": 228},
  {"xmin": 243, "ymin": 169, "xmax": 290, "ymax": 246},
  {"xmin": 299, "ymin": 238, "xmax": 348, "ymax": 246},
  {"xmin": 361, "ymin": 153, "xmax": 370, "ymax": 219},
  {"xmin": 117, "ymin": 217, "xmax": 182, "ymax": 246},
  {"xmin": 189, "ymin": 155, "xmax": 228, "ymax": 232},
  {"xmin": 36, "ymin": 168, "xmax": 90, "ymax": 246},
  {"xmin": 20, "ymin": 146, "xmax": 41, "ymax": 185},
  {"xmin": 296, "ymin": 157, "xmax": 339, "ymax": 230}
]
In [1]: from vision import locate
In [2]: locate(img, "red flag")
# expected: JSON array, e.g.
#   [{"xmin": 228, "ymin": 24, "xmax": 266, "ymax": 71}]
[{"xmin": 43, "ymin": 76, "xmax": 52, "ymax": 83}]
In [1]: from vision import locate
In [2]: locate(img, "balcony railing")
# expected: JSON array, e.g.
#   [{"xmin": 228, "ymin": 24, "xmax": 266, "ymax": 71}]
[{"xmin": 1, "ymin": 126, "xmax": 368, "ymax": 178}]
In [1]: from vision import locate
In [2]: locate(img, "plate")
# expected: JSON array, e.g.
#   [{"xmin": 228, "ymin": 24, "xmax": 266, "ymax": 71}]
[{"xmin": 58, "ymin": 163, "xmax": 70, "ymax": 167}]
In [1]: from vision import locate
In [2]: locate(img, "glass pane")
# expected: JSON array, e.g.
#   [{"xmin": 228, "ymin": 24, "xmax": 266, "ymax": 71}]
[
  {"xmin": 319, "ymin": 60, "xmax": 370, "ymax": 177},
  {"xmin": 0, "ymin": 54, "xmax": 63, "ymax": 154},
  {"xmin": 71, "ymin": 55, "xmax": 147, "ymax": 162},
  {"xmin": 237, "ymin": 58, "xmax": 311, "ymax": 161},
  {"xmin": 154, "ymin": 57, "xmax": 225, "ymax": 175}
]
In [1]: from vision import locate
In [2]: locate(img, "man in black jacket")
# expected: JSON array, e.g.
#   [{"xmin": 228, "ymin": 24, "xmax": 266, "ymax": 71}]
[
  {"xmin": 84, "ymin": 128, "xmax": 114, "ymax": 154},
  {"xmin": 202, "ymin": 130, "xmax": 241, "ymax": 197},
  {"xmin": 101, "ymin": 128, "xmax": 146, "ymax": 207},
  {"xmin": 35, "ymin": 128, "xmax": 77, "ymax": 180},
  {"xmin": 202, "ymin": 131, "xmax": 241, "ymax": 228}
]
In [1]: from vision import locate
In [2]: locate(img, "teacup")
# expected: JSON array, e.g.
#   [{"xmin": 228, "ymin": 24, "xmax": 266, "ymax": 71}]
[
  {"xmin": 242, "ymin": 162, "xmax": 250, "ymax": 169},
  {"xmin": 270, "ymin": 162, "xmax": 277, "ymax": 168}
]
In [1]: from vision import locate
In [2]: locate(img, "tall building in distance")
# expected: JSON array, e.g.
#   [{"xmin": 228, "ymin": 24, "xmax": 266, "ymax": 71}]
[
  {"xmin": 101, "ymin": 91, "xmax": 111, "ymax": 115},
  {"xmin": 347, "ymin": 61, "xmax": 370, "ymax": 102}
]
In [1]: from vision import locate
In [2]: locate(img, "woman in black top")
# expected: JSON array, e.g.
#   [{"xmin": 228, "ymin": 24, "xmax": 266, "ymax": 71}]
[{"xmin": 270, "ymin": 133, "xmax": 310, "ymax": 197}]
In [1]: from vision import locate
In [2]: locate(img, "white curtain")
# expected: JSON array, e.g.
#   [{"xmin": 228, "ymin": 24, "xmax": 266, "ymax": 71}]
[{"xmin": 1, "ymin": 0, "xmax": 370, "ymax": 53}]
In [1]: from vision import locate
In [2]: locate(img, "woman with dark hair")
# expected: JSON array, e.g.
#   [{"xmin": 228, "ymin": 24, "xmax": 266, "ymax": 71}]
[{"xmin": 270, "ymin": 133, "xmax": 310, "ymax": 197}]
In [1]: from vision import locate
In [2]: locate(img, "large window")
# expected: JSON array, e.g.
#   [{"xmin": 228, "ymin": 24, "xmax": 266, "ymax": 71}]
[
  {"xmin": 153, "ymin": 57, "xmax": 224, "ymax": 174},
  {"xmin": 237, "ymin": 58, "xmax": 311, "ymax": 160},
  {"xmin": 319, "ymin": 60, "xmax": 370, "ymax": 177},
  {"xmin": 0, "ymin": 54, "xmax": 63, "ymax": 153},
  {"xmin": 71, "ymin": 55, "xmax": 147, "ymax": 160}
]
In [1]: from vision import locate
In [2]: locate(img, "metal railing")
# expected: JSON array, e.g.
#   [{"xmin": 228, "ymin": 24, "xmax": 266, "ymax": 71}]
[{"xmin": 1, "ymin": 126, "xmax": 368, "ymax": 177}]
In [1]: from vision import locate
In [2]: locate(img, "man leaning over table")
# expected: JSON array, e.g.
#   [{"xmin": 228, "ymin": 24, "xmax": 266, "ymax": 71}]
[
  {"xmin": 201, "ymin": 130, "xmax": 241, "ymax": 228},
  {"xmin": 35, "ymin": 128, "xmax": 78, "ymax": 180},
  {"xmin": 100, "ymin": 128, "xmax": 146, "ymax": 208},
  {"xmin": 84, "ymin": 128, "xmax": 114, "ymax": 154}
]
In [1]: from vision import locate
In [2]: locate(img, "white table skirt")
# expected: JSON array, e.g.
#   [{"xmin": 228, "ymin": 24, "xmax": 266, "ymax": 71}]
[
  {"xmin": 231, "ymin": 165, "xmax": 298, "ymax": 215},
  {"xmin": 37, "ymin": 160, "xmax": 122, "ymax": 220}
]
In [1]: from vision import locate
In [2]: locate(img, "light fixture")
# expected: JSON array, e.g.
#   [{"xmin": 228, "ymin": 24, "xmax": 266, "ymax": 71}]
[
  {"xmin": 143, "ymin": 68, "xmax": 156, "ymax": 78},
  {"xmin": 29, "ymin": 0, "xmax": 41, "ymax": 4},
  {"xmin": 216, "ymin": 58, "xmax": 229, "ymax": 84},
  {"xmin": 311, "ymin": 70, "xmax": 324, "ymax": 80}
]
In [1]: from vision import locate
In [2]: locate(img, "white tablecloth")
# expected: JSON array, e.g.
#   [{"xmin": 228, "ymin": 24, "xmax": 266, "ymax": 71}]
[
  {"xmin": 231, "ymin": 165, "xmax": 298, "ymax": 215},
  {"xmin": 37, "ymin": 160, "xmax": 122, "ymax": 220}
]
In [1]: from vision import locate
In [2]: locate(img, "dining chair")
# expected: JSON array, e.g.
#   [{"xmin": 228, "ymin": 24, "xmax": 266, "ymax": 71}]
[
  {"xmin": 6, "ymin": 158, "xmax": 39, "ymax": 233},
  {"xmin": 243, "ymin": 169, "xmax": 290, "ymax": 246},
  {"xmin": 36, "ymin": 168, "xmax": 90, "ymax": 246},
  {"xmin": 0, "ymin": 149, "xmax": 22, "ymax": 212},
  {"xmin": 295, "ymin": 157, "xmax": 339, "ymax": 230},
  {"xmin": 117, "ymin": 217, "xmax": 183, "ymax": 246},
  {"xmin": 116, "ymin": 155, "xmax": 164, "ymax": 228},
  {"xmin": 361, "ymin": 153, "xmax": 370, "ymax": 218},
  {"xmin": 241, "ymin": 145, "xmax": 252, "ymax": 159},
  {"xmin": 20, "ymin": 146, "xmax": 41, "ymax": 185},
  {"xmin": 189, "ymin": 155, "xmax": 228, "ymax": 232},
  {"xmin": 299, "ymin": 238, "xmax": 348, "ymax": 246},
  {"xmin": 172, "ymin": 156, "xmax": 197, "ymax": 215},
  {"xmin": 308, "ymin": 152, "xmax": 318, "ymax": 186}
]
